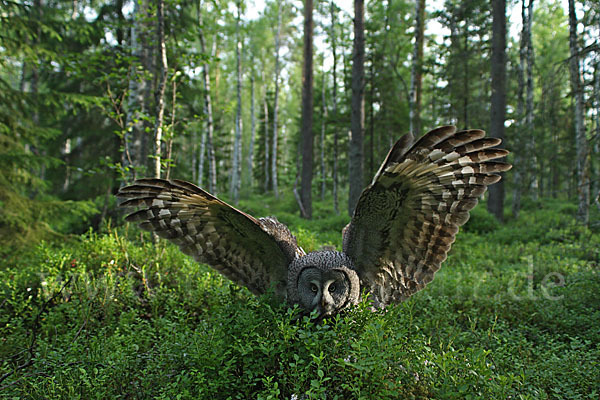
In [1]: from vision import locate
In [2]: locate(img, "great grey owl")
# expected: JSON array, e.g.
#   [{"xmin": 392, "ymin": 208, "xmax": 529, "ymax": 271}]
[{"xmin": 117, "ymin": 126, "xmax": 510, "ymax": 318}]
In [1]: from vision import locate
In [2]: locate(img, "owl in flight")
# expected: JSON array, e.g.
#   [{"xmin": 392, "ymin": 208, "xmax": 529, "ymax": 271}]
[{"xmin": 118, "ymin": 126, "xmax": 510, "ymax": 318}]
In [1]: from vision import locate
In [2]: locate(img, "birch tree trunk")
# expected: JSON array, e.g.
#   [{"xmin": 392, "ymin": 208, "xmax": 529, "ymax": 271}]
[
  {"xmin": 330, "ymin": 0, "xmax": 339, "ymax": 215},
  {"xmin": 299, "ymin": 0, "xmax": 314, "ymax": 219},
  {"xmin": 348, "ymin": 0, "xmax": 365, "ymax": 216},
  {"xmin": 568, "ymin": 0, "xmax": 589, "ymax": 225},
  {"xmin": 487, "ymin": 0, "xmax": 507, "ymax": 222},
  {"xmin": 271, "ymin": 0, "xmax": 282, "ymax": 198},
  {"xmin": 230, "ymin": 0, "xmax": 243, "ymax": 204},
  {"xmin": 198, "ymin": 1, "xmax": 216, "ymax": 193},
  {"xmin": 123, "ymin": 0, "xmax": 149, "ymax": 183},
  {"xmin": 152, "ymin": 0, "xmax": 168, "ymax": 179},
  {"xmin": 409, "ymin": 0, "xmax": 425, "ymax": 137}
]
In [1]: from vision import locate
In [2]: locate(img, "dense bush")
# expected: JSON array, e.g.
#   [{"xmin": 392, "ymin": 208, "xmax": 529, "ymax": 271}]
[{"xmin": 1, "ymin": 198, "xmax": 599, "ymax": 399}]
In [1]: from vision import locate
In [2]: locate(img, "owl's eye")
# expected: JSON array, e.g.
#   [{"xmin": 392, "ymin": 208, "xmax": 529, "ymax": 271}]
[
  {"xmin": 329, "ymin": 284, "xmax": 336, "ymax": 293},
  {"xmin": 310, "ymin": 283, "xmax": 318, "ymax": 294}
]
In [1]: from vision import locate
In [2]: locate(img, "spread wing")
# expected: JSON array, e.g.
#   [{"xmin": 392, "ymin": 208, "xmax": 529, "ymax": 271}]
[
  {"xmin": 342, "ymin": 126, "xmax": 511, "ymax": 306},
  {"xmin": 117, "ymin": 178, "xmax": 305, "ymax": 299}
]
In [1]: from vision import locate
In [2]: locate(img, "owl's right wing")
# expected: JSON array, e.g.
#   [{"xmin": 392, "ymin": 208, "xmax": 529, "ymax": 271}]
[
  {"xmin": 343, "ymin": 126, "xmax": 511, "ymax": 307},
  {"xmin": 117, "ymin": 179, "xmax": 305, "ymax": 299}
]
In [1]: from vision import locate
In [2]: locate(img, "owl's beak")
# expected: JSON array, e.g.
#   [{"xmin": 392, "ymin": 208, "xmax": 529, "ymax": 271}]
[{"xmin": 320, "ymin": 293, "xmax": 334, "ymax": 316}]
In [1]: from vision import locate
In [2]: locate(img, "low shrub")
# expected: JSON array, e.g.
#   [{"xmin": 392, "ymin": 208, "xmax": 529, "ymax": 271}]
[{"xmin": 1, "ymin": 197, "xmax": 598, "ymax": 399}]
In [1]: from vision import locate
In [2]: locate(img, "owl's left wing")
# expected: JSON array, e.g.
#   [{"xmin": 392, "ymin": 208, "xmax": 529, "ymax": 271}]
[
  {"xmin": 117, "ymin": 179, "xmax": 304, "ymax": 299},
  {"xmin": 343, "ymin": 126, "xmax": 511, "ymax": 307}
]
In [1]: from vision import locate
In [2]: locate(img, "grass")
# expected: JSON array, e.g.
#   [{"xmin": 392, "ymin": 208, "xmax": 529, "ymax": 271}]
[{"xmin": 0, "ymin": 193, "xmax": 599, "ymax": 399}]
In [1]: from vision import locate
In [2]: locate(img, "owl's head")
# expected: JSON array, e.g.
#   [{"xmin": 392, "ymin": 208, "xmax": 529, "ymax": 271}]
[{"xmin": 287, "ymin": 251, "xmax": 360, "ymax": 318}]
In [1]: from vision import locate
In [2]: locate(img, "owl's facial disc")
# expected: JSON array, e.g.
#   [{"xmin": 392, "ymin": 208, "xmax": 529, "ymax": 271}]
[
  {"xmin": 297, "ymin": 268, "xmax": 351, "ymax": 317},
  {"xmin": 287, "ymin": 250, "xmax": 360, "ymax": 317}
]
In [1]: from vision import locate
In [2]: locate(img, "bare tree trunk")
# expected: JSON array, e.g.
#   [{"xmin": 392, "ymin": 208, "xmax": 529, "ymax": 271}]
[
  {"xmin": 330, "ymin": 0, "xmax": 339, "ymax": 215},
  {"xmin": 198, "ymin": 1, "xmax": 216, "ymax": 193},
  {"xmin": 263, "ymin": 83, "xmax": 270, "ymax": 193},
  {"xmin": 123, "ymin": 0, "xmax": 149, "ymax": 183},
  {"xmin": 197, "ymin": 111, "xmax": 206, "ymax": 185},
  {"xmin": 271, "ymin": 0, "xmax": 282, "ymax": 198},
  {"xmin": 230, "ymin": 0, "xmax": 243, "ymax": 204},
  {"xmin": 165, "ymin": 79, "xmax": 177, "ymax": 180},
  {"xmin": 568, "ymin": 0, "xmax": 589, "ymax": 225},
  {"xmin": 512, "ymin": 0, "xmax": 533, "ymax": 218},
  {"xmin": 409, "ymin": 0, "xmax": 425, "ymax": 136},
  {"xmin": 299, "ymin": 0, "xmax": 314, "ymax": 219},
  {"xmin": 368, "ymin": 59, "xmax": 374, "ymax": 178},
  {"xmin": 246, "ymin": 66, "xmax": 256, "ymax": 189},
  {"xmin": 462, "ymin": 24, "xmax": 469, "ymax": 129},
  {"xmin": 321, "ymin": 62, "xmax": 327, "ymax": 201},
  {"xmin": 152, "ymin": 0, "xmax": 168, "ymax": 179},
  {"xmin": 487, "ymin": 0, "xmax": 507, "ymax": 222},
  {"xmin": 525, "ymin": 0, "xmax": 536, "ymax": 200},
  {"xmin": 593, "ymin": 57, "xmax": 600, "ymax": 200},
  {"xmin": 348, "ymin": 0, "xmax": 365, "ymax": 216}
]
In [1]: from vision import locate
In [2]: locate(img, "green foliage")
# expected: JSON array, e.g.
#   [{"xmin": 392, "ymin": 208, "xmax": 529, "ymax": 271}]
[
  {"xmin": 1, "ymin": 198, "xmax": 599, "ymax": 398},
  {"xmin": 463, "ymin": 206, "xmax": 500, "ymax": 234}
]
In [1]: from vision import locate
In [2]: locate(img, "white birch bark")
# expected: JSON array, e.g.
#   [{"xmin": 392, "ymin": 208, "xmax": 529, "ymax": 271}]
[
  {"xmin": 230, "ymin": 1, "xmax": 243, "ymax": 204},
  {"xmin": 198, "ymin": 1, "xmax": 217, "ymax": 193},
  {"xmin": 153, "ymin": 0, "xmax": 168, "ymax": 179}
]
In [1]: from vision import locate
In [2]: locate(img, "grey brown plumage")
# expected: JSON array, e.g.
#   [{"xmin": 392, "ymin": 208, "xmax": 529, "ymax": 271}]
[
  {"xmin": 117, "ymin": 178, "xmax": 304, "ymax": 300},
  {"xmin": 343, "ymin": 126, "xmax": 511, "ymax": 306},
  {"xmin": 118, "ymin": 126, "xmax": 510, "ymax": 316}
]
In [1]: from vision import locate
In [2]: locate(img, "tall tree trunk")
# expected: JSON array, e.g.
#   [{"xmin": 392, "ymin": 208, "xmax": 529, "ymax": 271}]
[
  {"xmin": 349, "ymin": 0, "xmax": 365, "ymax": 216},
  {"xmin": 593, "ymin": 57, "xmax": 600, "ymax": 202},
  {"xmin": 165, "ymin": 79, "xmax": 177, "ymax": 180},
  {"xmin": 263, "ymin": 82, "xmax": 270, "ymax": 193},
  {"xmin": 246, "ymin": 66, "xmax": 256, "ymax": 189},
  {"xmin": 272, "ymin": 0, "xmax": 282, "ymax": 198},
  {"xmin": 462, "ymin": 22, "xmax": 469, "ymax": 129},
  {"xmin": 153, "ymin": 0, "xmax": 168, "ymax": 179},
  {"xmin": 568, "ymin": 0, "xmax": 589, "ymax": 225},
  {"xmin": 198, "ymin": 1, "xmax": 216, "ymax": 193},
  {"xmin": 122, "ymin": 0, "xmax": 149, "ymax": 183},
  {"xmin": 197, "ymin": 109, "xmax": 206, "ymax": 186},
  {"xmin": 330, "ymin": 0, "xmax": 339, "ymax": 215},
  {"xmin": 487, "ymin": 0, "xmax": 507, "ymax": 222},
  {"xmin": 525, "ymin": 0, "xmax": 536, "ymax": 200},
  {"xmin": 230, "ymin": 0, "xmax": 243, "ymax": 204},
  {"xmin": 320, "ymin": 63, "xmax": 327, "ymax": 202},
  {"xmin": 300, "ymin": 0, "xmax": 314, "ymax": 219},
  {"xmin": 368, "ymin": 59, "xmax": 374, "ymax": 178},
  {"xmin": 512, "ymin": 0, "xmax": 533, "ymax": 218},
  {"xmin": 409, "ymin": 0, "xmax": 425, "ymax": 136}
]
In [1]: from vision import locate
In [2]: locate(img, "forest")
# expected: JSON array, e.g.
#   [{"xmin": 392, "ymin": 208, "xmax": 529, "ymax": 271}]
[{"xmin": 1, "ymin": 0, "xmax": 599, "ymax": 398}]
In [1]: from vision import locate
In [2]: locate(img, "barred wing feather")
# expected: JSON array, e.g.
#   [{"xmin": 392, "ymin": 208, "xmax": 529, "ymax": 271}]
[
  {"xmin": 117, "ymin": 179, "xmax": 304, "ymax": 299},
  {"xmin": 343, "ymin": 126, "xmax": 511, "ymax": 306}
]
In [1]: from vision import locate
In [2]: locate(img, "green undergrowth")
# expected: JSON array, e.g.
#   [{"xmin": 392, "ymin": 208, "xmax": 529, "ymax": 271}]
[{"xmin": 0, "ymin": 197, "xmax": 598, "ymax": 399}]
